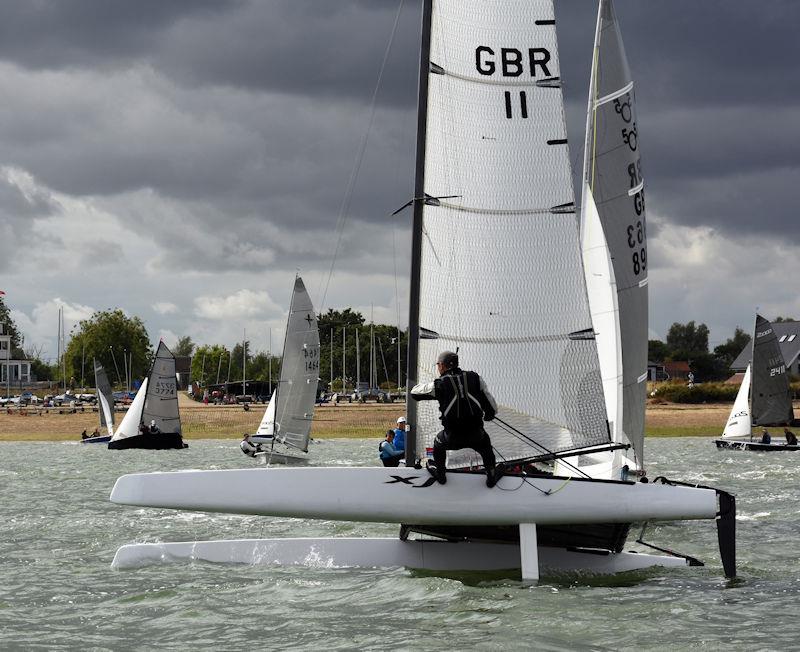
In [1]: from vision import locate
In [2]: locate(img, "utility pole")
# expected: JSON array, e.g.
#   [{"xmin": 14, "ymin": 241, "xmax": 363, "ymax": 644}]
[
  {"xmin": 242, "ymin": 328, "xmax": 246, "ymax": 397},
  {"xmin": 342, "ymin": 327, "xmax": 346, "ymax": 394}
]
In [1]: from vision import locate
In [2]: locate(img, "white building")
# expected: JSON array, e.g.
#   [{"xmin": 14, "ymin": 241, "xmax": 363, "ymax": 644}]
[{"xmin": 0, "ymin": 323, "xmax": 31, "ymax": 384}]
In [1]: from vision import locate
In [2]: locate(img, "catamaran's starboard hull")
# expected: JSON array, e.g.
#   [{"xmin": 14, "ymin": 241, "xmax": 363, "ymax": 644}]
[
  {"xmin": 110, "ymin": 467, "xmax": 718, "ymax": 525},
  {"xmin": 110, "ymin": 536, "xmax": 690, "ymax": 575},
  {"xmin": 714, "ymin": 439, "xmax": 799, "ymax": 452}
]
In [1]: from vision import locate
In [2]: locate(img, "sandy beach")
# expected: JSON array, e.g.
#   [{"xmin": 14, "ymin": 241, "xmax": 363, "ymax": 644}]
[{"xmin": 0, "ymin": 395, "xmax": 745, "ymax": 441}]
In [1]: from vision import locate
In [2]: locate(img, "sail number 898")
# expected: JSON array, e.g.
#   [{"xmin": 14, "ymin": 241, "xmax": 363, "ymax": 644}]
[{"xmin": 626, "ymin": 221, "xmax": 646, "ymax": 276}]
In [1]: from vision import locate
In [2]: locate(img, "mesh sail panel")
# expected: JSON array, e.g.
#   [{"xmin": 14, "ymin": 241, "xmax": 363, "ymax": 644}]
[
  {"xmin": 142, "ymin": 341, "xmax": 181, "ymax": 435},
  {"xmin": 582, "ymin": 0, "xmax": 646, "ymax": 464},
  {"xmin": 751, "ymin": 315, "xmax": 794, "ymax": 426},
  {"xmin": 274, "ymin": 277, "xmax": 320, "ymax": 452},
  {"xmin": 93, "ymin": 360, "xmax": 115, "ymax": 429},
  {"xmin": 416, "ymin": 0, "xmax": 610, "ymax": 463}
]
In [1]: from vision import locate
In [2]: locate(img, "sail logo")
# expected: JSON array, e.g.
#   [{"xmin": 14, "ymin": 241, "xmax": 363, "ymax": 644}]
[
  {"xmin": 474, "ymin": 46, "xmax": 553, "ymax": 120},
  {"xmin": 756, "ymin": 329, "xmax": 773, "ymax": 338}
]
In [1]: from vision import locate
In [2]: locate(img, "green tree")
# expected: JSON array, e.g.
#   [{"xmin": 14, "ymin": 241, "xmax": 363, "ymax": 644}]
[
  {"xmin": 648, "ymin": 339, "xmax": 670, "ymax": 363},
  {"xmin": 713, "ymin": 327, "xmax": 751, "ymax": 367},
  {"xmin": 64, "ymin": 310, "xmax": 152, "ymax": 388},
  {"xmin": 774, "ymin": 316, "xmax": 797, "ymax": 323},
  {"xmin": 0, "ymin": 296, "xmax": 22, "ymax": 352},
  {"xmin": 666, "ymin": 321, "xmax": 709, "ymax": 359},
  {"xmin": 191, "ymin": 344, "xmax": 230, "ymax": 386},
  {"xmin": 173, "ymin": 335, "xmax": 195, "ymax": 357}
]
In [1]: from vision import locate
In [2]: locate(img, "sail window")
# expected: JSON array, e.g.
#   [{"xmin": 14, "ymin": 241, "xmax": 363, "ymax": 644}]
[
  {"xmin": 779, "ymin": 335, "xmax": 787, "ymax": 342},
  {"xmin": 789, "ymin": 335, "xmax": 797, "ymax": 342}
]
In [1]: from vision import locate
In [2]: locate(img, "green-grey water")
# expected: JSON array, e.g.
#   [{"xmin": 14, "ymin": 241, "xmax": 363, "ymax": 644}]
[{"xmin": 1, "ymin": 438, "xmax": 798, "ymax": 650}]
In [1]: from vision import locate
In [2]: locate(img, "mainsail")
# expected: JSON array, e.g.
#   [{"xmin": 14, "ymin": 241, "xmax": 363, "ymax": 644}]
[
  {"xmin": 94, "ymin": 359, "xmax": 115, "ymax": 436},
  {"xmin": 270, "ymin": 277, "xmax": 320, "ymax": 452},
  {"xmin": 580, "ymin": 0, "xmax": 647, "ymax": 466},
  {"xmin": 141, "ymin": 341, "xmax": 181, "ymax": 435},
  {"xmin": 751, "ymin": 314, "xmax": 794, "ymax": 426},
  {"xmin": 409, "ymin": 0, "xmax": 611, "ymax": 464}
]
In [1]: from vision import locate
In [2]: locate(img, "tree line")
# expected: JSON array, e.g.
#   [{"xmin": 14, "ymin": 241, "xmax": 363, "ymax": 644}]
[{"xmin": 2, "ymin": 295, "xmax": 788, "ymax": 388}]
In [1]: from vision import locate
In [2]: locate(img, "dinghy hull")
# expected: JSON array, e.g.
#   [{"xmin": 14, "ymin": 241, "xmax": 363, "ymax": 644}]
[
  {"xmin": 108, "ymin": 432, "xmax": 186, "ymax": 450},
  {"xmin": 714, "ymin": 439, "xmax": 799, "ymax": 452},
  {"xmin": 111, "ymin": 536, "xmax": 691, "ymax": 575},
  {"xmin": 110, "ymin": 467, "xmax": 717, "ymax": 525}
]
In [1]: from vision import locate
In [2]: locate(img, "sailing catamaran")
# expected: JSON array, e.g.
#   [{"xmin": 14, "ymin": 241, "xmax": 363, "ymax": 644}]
[
  {"xmin": 715, "ymin": 314, "xmax": 799, "ymax": 452},
  {"xmin": 109, "ymin": 0, "xmax": 735, "ymax": 580},
  {"xmin": 108, "ymin": 341, "xmax": 186, "ymax": 450},
  {"xmin": 244, "ymin": 276, "xmax": 320, "ymax": 463},
  {"xmin": 80, "ymin": 359, "xmax": 115, "ymax": 444}
]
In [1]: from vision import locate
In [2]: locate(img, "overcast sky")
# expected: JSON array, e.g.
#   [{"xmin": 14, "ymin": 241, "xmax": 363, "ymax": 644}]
[{"xmin": 1, "ymin": 0, "xmax": 798, "ymax": 362}]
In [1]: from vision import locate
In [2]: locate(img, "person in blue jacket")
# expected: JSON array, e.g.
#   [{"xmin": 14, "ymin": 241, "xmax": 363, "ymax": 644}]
[
  {"xmin": 379, "ymin": 430, "xmax": 403, "ymax": 467},
  {"xmin": 393, "ymin": 416, "xmax": 407, "ymax": 453}
]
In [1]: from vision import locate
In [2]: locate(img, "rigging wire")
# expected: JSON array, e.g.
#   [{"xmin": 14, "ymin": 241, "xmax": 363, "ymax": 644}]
[{"xmin": 317, "ymin": 0, "xmax": 406, "ymax": 312}]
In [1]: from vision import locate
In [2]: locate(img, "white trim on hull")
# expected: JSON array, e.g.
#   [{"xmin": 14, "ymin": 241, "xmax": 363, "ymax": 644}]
[
  {"xmin": 111, "ymin": 536, "xmax": 690, "ymax": 575},
  {"xmin": 110, "ymin": 467, "xmax": 718, "ymax": 525}
]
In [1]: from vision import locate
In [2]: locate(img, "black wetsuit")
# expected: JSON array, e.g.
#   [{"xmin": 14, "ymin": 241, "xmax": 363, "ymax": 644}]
[{"xmin": 411, "ymin": 367, "xmax": 497, "ymax": 472}]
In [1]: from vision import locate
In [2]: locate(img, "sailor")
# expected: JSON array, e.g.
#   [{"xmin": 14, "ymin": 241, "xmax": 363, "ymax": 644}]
[
  {"xmin": 240, "ymin": 434, "xmax": 259, "ymax": 457},
  {"xmin": 393, "ymin": 416, "xmax": 407, "ymax": 453},
  {"xmin": 410, "ymin": 351, "xmax": 500, "ymax": 487},
  {"xmin": 80, "ymin": 429, "xmax": 88, "ymax": 440},
  {"xmin": 148, "ymin": 419, "xmax": 161, "ymax": 435},
  {"xmin": 760, "ymin": 429, "xmax": 771, "ymax": 444},
  {"xmin": 784, "ymin": 428, "xmax": 798, "ymax": 446},
  {"xmin": 91, "ymin": 427, "xmax": 100, "ymax": 437},
  {"xmin": 379, "ymin": 430, "xmax": 403, "ymax": 467}
]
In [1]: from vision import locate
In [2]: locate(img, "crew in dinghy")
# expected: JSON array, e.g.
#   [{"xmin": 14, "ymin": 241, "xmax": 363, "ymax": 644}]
[{"xmin": 411, "ymin": 351, "xmax": 500, "ymax": 487}]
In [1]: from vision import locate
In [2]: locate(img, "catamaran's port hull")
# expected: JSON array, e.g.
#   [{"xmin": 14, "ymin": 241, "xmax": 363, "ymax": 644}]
[
  {"xmin": 110, "ymin": 467, "xmax": 718, "ymax": 525},
  {"xmin": 111, "ymin": 536, "xmax": 690, "ymax": 575},
  {"xmin": 714, "ymin": 439, "xmax": 799, "ymax": 452}
]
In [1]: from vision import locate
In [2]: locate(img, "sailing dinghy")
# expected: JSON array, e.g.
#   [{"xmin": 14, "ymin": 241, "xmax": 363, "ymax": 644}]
[
  {"xmin": 80, "ymin": 359, "xmax": 115, "ymax": 444},
  {"xmin": 109, "ymin": 0, "xmax": 735, "ymax": 580},
  {"xmin": 715, "ymin": 314, "xmax": 799, "ymax": 452},
  {"xmin": 244, "ymin": 276, "xmax": 320, "ymax": 463},
  {"xmin": 108, "ymin": 341, "xmax": 186, "ymax": 450}
]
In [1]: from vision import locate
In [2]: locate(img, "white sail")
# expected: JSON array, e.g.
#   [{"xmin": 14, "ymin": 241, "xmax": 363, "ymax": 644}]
[
  {"xmin": 722, "ymin": 364, "xmax": 751, "ymax": 440},
  {"xmin": 414, "ymin": 0, "xmax": 610, "ymax": 463},
  {"xmin": 255, "ymin": 392, "xmax": 277, "ymax": 437},
  {"xmin": 580, "ymin": 0, "xmax": 647, "ymax": 470},
  {"xmin": 110, "ymin": 378, "xmax": 148, "ymax": 442}
]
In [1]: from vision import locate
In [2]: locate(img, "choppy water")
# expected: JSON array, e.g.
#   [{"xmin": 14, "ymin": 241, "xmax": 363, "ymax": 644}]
[{"xmin": 1, "ymin": 438, "xmax": 798, "ymax": 651}]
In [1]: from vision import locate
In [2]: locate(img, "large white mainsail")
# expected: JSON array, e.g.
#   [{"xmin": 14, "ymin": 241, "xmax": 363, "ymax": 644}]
[
  {"xmin": 721, "ymin": 364, "xmax": 751, "ymax": 440},
  {"xmin": 410, "ymin": 0, "xmax": 611, "ymax": 464},
  {"xmin": 580, "ymin": 0, "xmax": 647, "ymax": 472},
  {"xmin": 251, "ymin": 276, "xmax": 319, "ymax": 455}
]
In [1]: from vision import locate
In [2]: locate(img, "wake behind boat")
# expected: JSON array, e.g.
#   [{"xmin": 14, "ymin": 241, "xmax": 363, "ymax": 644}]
[
  {"xmin": 109, "ymin": 0, "xmax": 736, "ymax": 581},
  {"xmin": 108, "ymin": 341, "xmax": 185, "ymax": 450},
  {"xmin": 241, "ymin": 276, "xmax": 319, "ymax": 464}
]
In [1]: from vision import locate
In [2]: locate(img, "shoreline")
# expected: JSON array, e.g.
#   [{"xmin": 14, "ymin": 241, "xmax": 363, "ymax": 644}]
[{"xmin": 0, "ymin": 400, "xmax": 738, "ymax": 442}]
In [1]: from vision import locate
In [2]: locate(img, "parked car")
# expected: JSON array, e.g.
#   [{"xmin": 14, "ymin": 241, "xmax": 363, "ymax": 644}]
[{"xmin": 53, "ymin": 392, "xmax": 80, "ymax": 406}]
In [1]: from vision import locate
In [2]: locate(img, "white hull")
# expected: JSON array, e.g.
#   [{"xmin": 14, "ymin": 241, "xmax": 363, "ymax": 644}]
[
  {"xmin": 110, "ymin": 467, "xmax": 718, "ymax": 525},
  {"xmin": 111, "ymin": 536, "xmax": 689, "ymax": 575},
  {"xmin": 253, "ymin": 450, "xmax": 309, "ymax": 465}
]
